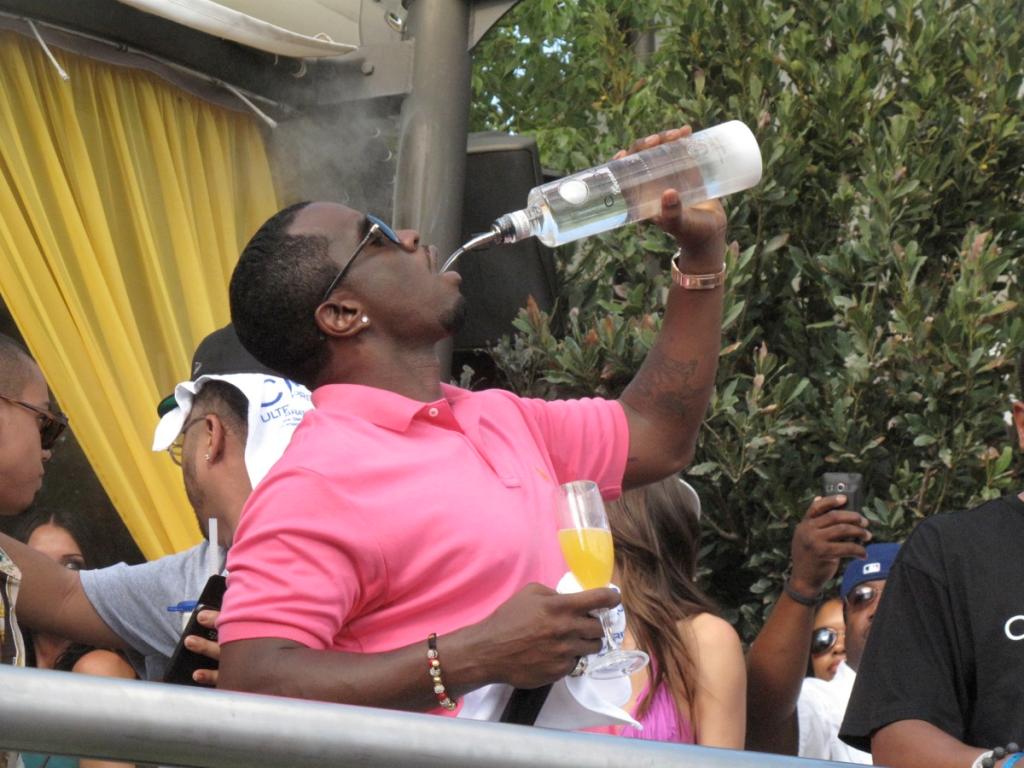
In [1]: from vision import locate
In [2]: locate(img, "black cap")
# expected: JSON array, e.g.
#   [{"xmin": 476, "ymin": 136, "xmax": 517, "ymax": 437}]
[{"xmin": 156, "ymin": 324, "xmax": 278, "ymax": 417}]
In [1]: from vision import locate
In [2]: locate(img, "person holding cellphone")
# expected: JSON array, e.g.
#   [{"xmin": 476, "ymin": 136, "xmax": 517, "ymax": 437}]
[
  {"xmin": 745, "ymin": 493, "xmax": 873, "ymax": 754},
  {"xmin": 795, "ymin": 544, "xmax": 899, "ymax": 763}
]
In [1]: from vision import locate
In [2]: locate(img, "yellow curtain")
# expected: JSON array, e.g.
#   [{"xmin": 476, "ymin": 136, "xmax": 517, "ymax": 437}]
[{"xmin": 0, "ymin": 31, "xmax": 280, "ymax": 558}]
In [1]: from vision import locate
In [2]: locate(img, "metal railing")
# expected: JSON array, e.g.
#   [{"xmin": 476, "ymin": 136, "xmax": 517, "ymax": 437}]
[{"xmin": 0, "ymin": 665, "xmax": 842, "ymax": 768}]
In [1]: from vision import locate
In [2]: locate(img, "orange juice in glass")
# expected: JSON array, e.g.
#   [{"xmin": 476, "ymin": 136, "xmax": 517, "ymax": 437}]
[
  {"xmin": 556, "ymin": 480, "xmax": 649, "ymax": 678},
  {"xmin": 557, "ymin": 527, "xmax": 614, "ymax": 590}
]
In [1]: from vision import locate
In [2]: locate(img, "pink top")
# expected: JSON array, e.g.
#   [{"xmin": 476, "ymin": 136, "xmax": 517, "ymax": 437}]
[
  {"xmin": 220, "ymin": 383, "xmax": 628, "ymax": 663},
  {"xmin": 620, "ymin": 683, "xmax": 695, "ymax": 744}
]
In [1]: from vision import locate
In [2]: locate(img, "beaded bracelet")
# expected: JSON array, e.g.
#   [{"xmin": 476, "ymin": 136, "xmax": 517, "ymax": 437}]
[
  {"xmin": 427, "ymin": 633, "xmax": 457, "ymax": 711},
  {"xmin": 974, "ymin": 742, "xmax": 1021, "ymax": 768}
]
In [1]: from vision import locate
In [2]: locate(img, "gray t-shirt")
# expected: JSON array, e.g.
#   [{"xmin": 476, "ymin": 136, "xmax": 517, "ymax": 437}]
[{"xmin": 80, "ymin": 541, "xmax": 226, "ymax": 681}]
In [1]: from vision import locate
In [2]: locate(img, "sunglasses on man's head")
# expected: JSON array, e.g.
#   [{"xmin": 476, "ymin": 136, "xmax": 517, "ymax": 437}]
[
  {"xmin": 320, "ymin": 213, "xmax": 402, "ymax": 304},
  {"xmin": 0, "ymin": 394, "xmax": 68, "ymax": 450},
  {"xmin": 846, "ymin": 583, "xmax": 882, "ymax": 609},
  {"xmin": 811, "ymin": 626, "xmax": 844, "ymax": 656}
]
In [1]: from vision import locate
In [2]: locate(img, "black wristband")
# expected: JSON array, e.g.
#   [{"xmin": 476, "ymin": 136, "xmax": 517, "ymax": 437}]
[{"xmin": 783, "ymin": 580, "xmax": 822, "ymax": 607}]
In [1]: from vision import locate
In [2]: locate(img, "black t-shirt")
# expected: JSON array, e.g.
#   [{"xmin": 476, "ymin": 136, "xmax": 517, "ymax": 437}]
[{"xmin": 841, "ymin": 494, "xmax": 1024, "ymax": 751}]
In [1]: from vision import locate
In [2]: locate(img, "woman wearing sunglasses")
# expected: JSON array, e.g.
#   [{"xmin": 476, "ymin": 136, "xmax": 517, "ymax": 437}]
[
  {"xmin": 808, "ymin": 598, "xmax": 846, "ymax": 681},
  {"xmin": 794, "ymin": 542, "xmax": 900, "ymax": 764}
]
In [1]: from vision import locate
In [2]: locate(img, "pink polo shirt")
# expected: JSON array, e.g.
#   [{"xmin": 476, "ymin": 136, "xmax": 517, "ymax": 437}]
[{"xmin": 219, "ymin": 383, "xmax": 629, "ymax": 656}]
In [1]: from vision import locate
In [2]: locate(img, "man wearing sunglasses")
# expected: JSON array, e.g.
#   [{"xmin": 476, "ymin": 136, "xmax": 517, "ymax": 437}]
[
  {"xmin": 1, "ymin": 332, "xmax": 66, "ymax": 659},
  {"xmin": 0, "ymin": 333, "xmax": 66, "ymax": 521},
  {"xmin": 1, "ymin": 332, "xmax": 65, "ymax": 768},
  {"xmin": 218, "ymin": 127, "xmax": 728, "ymax": 714}
]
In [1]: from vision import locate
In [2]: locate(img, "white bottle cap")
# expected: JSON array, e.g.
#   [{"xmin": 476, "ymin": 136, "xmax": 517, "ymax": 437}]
[{"xmin": 710, "ymin": 120, "xmax": 763, "ymax": 190}]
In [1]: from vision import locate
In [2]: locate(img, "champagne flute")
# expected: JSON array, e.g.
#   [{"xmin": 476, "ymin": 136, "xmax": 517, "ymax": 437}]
[{"xmin": 556, "ymin": 480, "xmax": 649, "ymax": 679}]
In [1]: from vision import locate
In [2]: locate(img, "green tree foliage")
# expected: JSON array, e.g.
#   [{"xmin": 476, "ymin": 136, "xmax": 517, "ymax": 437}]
[{"xmin": 470, "ymin": 0, "xmax": 1024, "ymax": 638}]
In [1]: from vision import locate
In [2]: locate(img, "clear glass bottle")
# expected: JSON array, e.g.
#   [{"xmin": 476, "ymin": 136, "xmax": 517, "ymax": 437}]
[{"xmin": 493, "ymin": 120, "xmax": 762, "ymax": 247}]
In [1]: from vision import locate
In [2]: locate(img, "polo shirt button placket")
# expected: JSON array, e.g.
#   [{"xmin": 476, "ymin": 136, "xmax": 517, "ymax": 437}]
[{"xmin": 428, "ymin": 407, "xmax": 439, "ymax": 418}]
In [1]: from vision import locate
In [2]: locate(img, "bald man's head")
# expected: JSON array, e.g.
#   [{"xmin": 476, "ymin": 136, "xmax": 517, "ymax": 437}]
[
  {"xmin": 0, "ymin": 333, "xmax": 52, "ymax": 515},
  {"xmin": 0, "ymin": 333, "xmax": 35, "ymax": 399}
]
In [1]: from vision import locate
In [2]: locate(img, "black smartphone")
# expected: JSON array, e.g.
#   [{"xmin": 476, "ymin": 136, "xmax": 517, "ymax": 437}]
[
  {"xmin": 822, "ymin": 472, "xmax": 864, "ymax": 512},
  {"xmin": 163, "ymin": 574, "xmax": 226, "ymax": 686}
]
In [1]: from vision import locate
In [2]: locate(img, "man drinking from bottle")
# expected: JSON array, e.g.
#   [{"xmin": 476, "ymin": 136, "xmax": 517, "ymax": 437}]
[{"xmin": 217, "ymin": 127, "xmax": 731, "ymax": 714}]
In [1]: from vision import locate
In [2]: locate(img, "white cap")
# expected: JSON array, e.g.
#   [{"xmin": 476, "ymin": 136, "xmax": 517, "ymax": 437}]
[{"xmin": 152, "ymin": 373, "xmax": 312, "ymax": 488}]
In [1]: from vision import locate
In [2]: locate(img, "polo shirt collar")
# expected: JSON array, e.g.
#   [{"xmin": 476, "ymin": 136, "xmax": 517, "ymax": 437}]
[
  {"xmin": 313, "ymin": 383, "xmax": 470, "ymax": 432},
  {"xmin": 439, "ymin": 382, "xmax": 470, "ymax": 404}
]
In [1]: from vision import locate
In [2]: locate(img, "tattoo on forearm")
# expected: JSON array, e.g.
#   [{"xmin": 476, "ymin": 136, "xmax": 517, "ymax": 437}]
[{"xmin": 624, "ymin": 346, "xmax": 704, "ymax": 419}]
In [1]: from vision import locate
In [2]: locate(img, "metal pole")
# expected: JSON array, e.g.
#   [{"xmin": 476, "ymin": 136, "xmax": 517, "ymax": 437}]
[
  {"xmin": 0, "ymin": 666, "xmax": 846, "ymax": 768},
  {"xmin": 392, "ymin": 0, "xmax": 472, "ymax": 380}
]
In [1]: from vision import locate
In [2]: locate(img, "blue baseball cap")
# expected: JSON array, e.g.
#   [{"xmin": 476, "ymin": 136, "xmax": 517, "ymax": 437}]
[{"xmin": 840, "ymin": 542, "xmax": 901, "ymax": 600}]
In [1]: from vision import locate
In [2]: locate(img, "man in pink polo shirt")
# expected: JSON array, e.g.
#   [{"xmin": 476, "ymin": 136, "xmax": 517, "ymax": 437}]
[{"xmin": 219, "ymin": 127, "xmax": 727, "ymax": 713}]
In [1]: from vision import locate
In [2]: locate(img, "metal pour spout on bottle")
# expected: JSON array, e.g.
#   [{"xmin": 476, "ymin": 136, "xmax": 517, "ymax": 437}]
[
  {"xmin": 440, "ymin": 120, "xmax": 763, "ymax": 273},
  {"xmin": 440, "ymin": 229, "xmax": 504, "ymax": 272}
]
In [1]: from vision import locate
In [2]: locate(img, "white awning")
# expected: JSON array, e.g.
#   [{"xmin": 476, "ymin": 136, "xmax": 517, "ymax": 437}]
[{"xmin": 115, "ymin": 0, "xmax": 368, "ymax": 58}]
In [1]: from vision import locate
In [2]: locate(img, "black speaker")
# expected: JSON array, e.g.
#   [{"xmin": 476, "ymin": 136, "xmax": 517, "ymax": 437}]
[{"xmin": 454, "ymin": 132, "xmax": 558, "ymax": 350}]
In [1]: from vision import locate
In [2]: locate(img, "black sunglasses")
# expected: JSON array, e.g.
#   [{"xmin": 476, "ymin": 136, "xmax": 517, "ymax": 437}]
[
  {"xmin": 320, "ymin": 213, "xmax": 402, "ymax": 303},
  {"xmin": 0, "ymin": 394, "xmax": 68, "ymax": 450},
  {"xmin": 846, "ymin": 583, "xmax": 882, "ymax": 609},
  {"xmin": 811, "ymin": 627, "xmax": 844, "ymax": 656}
]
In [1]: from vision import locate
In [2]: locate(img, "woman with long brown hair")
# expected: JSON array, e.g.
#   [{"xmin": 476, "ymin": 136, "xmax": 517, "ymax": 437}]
[{"xmin": 605, "ymin": 476, "xmax": 745, "ymax": 745}]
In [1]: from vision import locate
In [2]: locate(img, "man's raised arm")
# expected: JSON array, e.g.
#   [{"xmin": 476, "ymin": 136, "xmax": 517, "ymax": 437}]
[{"xmin": 618, "ymin": 129, "xmax": 728, "ymax": 488}]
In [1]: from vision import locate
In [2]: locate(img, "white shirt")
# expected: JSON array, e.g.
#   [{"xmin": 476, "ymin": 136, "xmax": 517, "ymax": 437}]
[{"xmin": 798, "ymin": 661, "xmax": 872, "ymax": 764}]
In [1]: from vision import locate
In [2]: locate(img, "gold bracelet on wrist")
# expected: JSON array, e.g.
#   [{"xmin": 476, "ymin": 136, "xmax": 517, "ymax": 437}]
[{"xmin": 671, "ymin": 248, "xmax": 726, "ymax": 290}]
